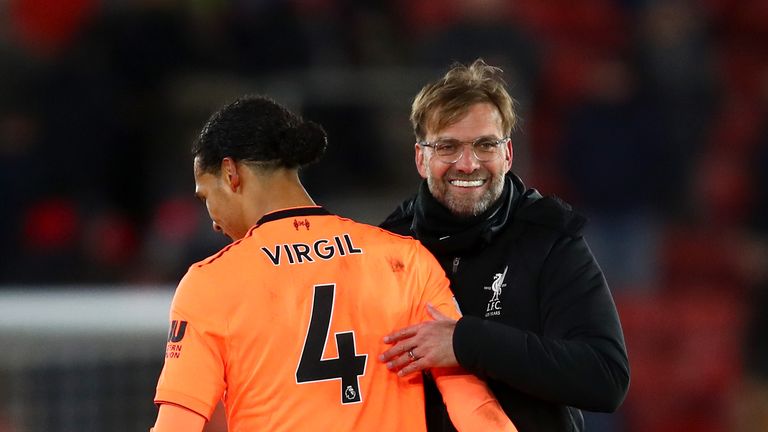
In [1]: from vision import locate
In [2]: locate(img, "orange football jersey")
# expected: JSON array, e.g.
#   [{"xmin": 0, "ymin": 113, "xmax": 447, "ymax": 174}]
[{"xmin": 155, "ymin": 207, "xmax": 512, "ymax": 431}]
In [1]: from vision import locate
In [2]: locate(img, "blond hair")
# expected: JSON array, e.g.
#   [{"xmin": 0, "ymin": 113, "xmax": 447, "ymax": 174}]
[{"xmin": 411, "ymin": 59, "xmax": 517, "ymax": 141}]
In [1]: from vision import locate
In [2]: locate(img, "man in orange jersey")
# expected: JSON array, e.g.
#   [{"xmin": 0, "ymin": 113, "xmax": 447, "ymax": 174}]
[{"xmin": 151, "ymin": 95, "xmax": 516, "ymax": 432}]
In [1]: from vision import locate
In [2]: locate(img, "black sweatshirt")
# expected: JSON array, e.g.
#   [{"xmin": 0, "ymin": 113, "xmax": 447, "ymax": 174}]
[{"xmin": 380, "ymin": 173, "xmax": 630, "ymax": 432}]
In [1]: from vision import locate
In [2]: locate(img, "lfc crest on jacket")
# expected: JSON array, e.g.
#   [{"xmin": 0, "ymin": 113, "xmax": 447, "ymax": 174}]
[{"xmin": 484, "ymin": 266, "xmax": 508, "ymax": 317}]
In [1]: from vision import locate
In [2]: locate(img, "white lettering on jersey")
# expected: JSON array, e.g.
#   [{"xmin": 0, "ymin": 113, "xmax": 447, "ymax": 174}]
[{"xmin": 260, "ymin": 234, "xmax": 363, "ymax": 266}]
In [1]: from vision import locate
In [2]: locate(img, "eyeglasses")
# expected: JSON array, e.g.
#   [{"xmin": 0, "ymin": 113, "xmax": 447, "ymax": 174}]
[{"xmin": 418, "ymin": 136, "xmax": 509, "ymax": 164}]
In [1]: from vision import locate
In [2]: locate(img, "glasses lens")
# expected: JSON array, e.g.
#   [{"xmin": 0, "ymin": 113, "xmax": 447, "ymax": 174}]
[
  {"xmin": 473, "ymin": 138, "xmax": 502, "ymax": 161},
  {"xmin": 426, "ymin": 137, "xmax": 505, "ymax": 163},
  {"xmin": 433, "ymin": 139, "xmax": 462, "ymax": 161}
]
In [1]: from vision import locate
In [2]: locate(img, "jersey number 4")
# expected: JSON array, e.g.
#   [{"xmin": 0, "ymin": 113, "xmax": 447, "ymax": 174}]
[{"xmin": 296, "ymin": 284, "xmax": 367, "ymax": 404}]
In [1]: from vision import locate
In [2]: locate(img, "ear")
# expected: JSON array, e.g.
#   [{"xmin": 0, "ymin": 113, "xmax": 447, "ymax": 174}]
[
  {"xmin": 503, "ymin": 139, "xmax": 514, "ymax": 172},
  {"xmin": 415, "ymin": 143, "xmax": 428, "ymax": 179},
  {"xmin": 220, "ymin": 157, "xmax": 241, "ymax": 191}
]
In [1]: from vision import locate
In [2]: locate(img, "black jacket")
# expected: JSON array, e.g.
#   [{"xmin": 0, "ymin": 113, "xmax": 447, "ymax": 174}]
[{"xmin": 380, "ymin": 173, "xmax": 630, "ymax": 432}]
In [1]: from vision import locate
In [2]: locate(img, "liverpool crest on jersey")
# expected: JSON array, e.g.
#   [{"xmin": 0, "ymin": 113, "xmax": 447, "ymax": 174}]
[{"xmin": 484, "ymin": 266, "xmax": 508, "ymax": 317}]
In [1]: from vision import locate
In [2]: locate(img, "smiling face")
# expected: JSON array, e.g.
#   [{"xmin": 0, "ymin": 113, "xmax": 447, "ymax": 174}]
[
  {"xmin": 415, "ymin": 103, "xmax": 513, "ymax": 218},
  {"xmin": 193, "ymin": 157, "xmax": 249, "ymax": 241}
]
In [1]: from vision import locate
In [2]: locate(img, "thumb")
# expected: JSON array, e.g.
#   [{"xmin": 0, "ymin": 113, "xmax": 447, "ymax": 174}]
[{"xmin": 426, "ymin": 303, "xmax": 450, "ymax": 321}]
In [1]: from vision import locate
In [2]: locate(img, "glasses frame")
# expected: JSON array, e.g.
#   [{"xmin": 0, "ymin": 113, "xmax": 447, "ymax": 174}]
[{"xmin": 418, "ymin": 136, "xmax": 509, "ymax": 164}]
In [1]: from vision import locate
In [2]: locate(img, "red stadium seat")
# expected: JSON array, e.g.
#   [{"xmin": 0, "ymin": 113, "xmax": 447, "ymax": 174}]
[
  {"xmin": 616, "ymin": 292, "xmax": 745, "ymax": 432},
  {"xmin": 659, "ymin": 224, "xmax": 745, "ymax": 292}
]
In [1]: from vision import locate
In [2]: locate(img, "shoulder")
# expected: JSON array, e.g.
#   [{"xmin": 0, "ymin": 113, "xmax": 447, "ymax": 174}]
[
  {"xmin": 514, "ymin": 191, "xmax": 587, "ymax": 238},
  {"xmin": 170, "ymin": 262, "xmax": 229, "ymax": 323},
  {"xmin": 379, "ymin": 196, "xmax": 417, "ymax": 235},
  {"xmin": 340, "ymin": 217, "xmax": 438, "ymax": 275},
  {"xmin": 340, "ymin": 216, "xmax": 422, "ymax": 250},
  {"xmin": 175, "ymin": 237, "xmax": 256, "ymax": 305},
  {"xmin": 192, "ymin": 232, "xmax": 252, "ymax": 270}
]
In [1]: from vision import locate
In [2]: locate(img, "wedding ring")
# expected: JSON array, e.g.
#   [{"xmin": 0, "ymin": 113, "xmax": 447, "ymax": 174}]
[{"xmin": 408, "ymin": 350, "xmax": 416, "ymax": 361}]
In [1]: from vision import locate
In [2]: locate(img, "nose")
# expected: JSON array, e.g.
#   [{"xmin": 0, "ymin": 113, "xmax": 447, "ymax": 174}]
[
  {"xmin": 212, "ymin": 221, "xmax": 222, "ymax": 233},
  {"xmin": 453, "ymin": 144, "xmax": 480, "ymax": 173}
]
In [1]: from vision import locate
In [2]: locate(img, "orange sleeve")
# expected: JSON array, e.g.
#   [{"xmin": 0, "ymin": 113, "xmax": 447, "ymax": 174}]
[
  {"xmin": 414, "ymin": 244, "xmax": 518, "ymax": 432},
  {"xmin": 154, "ymin": 268, "xmax": 227, "ymax": 421},
  {"xmin": 413, "ymin": 243, "xmax": 461, "ymax": 320},
  {"xmin": 431, "ymin": 370, "xmax": 517, "ymax": 432},
  {"xmin": 152, "ymin": 403, "xmax": 206, "ymax": 432}
]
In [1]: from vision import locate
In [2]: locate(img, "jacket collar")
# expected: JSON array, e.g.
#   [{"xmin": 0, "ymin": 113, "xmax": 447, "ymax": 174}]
[{"xmin": 409, "ymin": 173, "xmax": 526, "ymax": 254}]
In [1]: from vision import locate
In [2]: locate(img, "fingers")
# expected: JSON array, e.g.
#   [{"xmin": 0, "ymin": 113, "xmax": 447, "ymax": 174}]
[
  {"xmin": 383, "ymin": 324, "xmax": 419, "ymax": 344},
  {"xmin": 380, "ymin": 347, "xmax": 426, "ymax": 377},
  {"xmin": 379, "ymin": 340, "xmax": 413, "ymax": 363},
  {"xmin": 379, "ymin": 342, "xmax": 414, "ymax": 370},
  {"xmin": 383, "ymin": 350, "xmax": 413, "ymax": 372},
  {"xmin": 396, "ymin": 357, "xmax": 427, "ymax": 377}
]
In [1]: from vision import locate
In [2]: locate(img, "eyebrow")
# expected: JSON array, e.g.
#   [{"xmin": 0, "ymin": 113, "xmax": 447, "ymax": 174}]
[{"xmin": 436, "ymin": 134, "xmax": 499, "ymax": 141}]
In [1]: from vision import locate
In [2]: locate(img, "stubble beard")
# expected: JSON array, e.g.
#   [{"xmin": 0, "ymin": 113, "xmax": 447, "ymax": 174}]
[{"xmin": 428, "ymin": 170, "xmax": 506, "ymax": 218}]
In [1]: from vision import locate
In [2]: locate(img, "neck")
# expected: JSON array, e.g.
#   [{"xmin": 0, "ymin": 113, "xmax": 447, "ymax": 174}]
[{"xmin": 244, "ymin": 168, "xmax": 316, "ymax": 224}]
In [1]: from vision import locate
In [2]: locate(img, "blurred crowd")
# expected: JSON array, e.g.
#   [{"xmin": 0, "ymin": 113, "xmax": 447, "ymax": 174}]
[{"xmin": 1, "ymin": 0, "xmax": 768, "ymax": 430}]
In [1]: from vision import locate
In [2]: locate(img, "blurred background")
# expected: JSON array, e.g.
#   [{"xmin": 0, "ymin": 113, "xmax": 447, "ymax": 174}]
[{"xmin": 1, "ymin": 0, "xmax": 767, "ymax": 430}]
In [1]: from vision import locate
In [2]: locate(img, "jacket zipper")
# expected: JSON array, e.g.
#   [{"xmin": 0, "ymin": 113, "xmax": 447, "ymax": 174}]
[{"xmin": 452, "ymin": 257, "xmax": 460, "ymax": 274}]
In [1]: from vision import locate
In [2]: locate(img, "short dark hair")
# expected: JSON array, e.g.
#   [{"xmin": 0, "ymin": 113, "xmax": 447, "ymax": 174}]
[{"xmin": 192, "ymin": 95, "xmax": 327, "ymax": 173}]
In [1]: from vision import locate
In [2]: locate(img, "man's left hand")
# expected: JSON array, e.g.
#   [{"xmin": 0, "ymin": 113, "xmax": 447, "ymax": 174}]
[{"xmin": 378, "ymin": 304, "xmax": 459, "ymax": 377}]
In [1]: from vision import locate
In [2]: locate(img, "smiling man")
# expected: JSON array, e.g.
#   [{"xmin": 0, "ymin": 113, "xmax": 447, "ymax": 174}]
[
  {"xmin": 379, "ymin": 60, "xmax": 630, "ymax": 432},
  {"xmin": 417, "ymin": 102, "xmax": 511, "ymax": 217}
]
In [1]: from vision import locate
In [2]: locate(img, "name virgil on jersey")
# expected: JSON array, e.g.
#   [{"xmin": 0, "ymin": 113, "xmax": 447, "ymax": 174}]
[{"xmin": 260, "ymin": 233, "xmax": 363, "ymax": 266}]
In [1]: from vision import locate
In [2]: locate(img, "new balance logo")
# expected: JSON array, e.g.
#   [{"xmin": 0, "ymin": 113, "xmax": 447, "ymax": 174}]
[{"xmin": 168, "ymin": 320, "xmax": 188, "ymax": 343}]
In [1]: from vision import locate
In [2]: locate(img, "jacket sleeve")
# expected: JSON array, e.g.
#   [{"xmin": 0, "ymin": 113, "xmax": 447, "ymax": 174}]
[{"xmin": 452, "ymin": 234, "xmax": 630, "ymax": 412}]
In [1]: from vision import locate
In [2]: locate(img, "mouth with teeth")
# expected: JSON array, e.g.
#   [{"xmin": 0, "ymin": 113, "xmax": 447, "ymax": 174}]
[{"xmin": 449, "ymin": 179, "xmax": 486, "ymax": 188}]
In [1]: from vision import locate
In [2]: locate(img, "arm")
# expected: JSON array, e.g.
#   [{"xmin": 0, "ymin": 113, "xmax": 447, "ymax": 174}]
[
  {"xmin": 417, "ymin": 301, "xmax": 516, "ymax": 431},
  {"xmin": 382, "ymin": 235, "xmax": 629, "ymax": 412},
  {"xmin": 403, "ymin": 244, "xmax": 517, "ymax": 432},
  {"xmin": 453, "ymin": 235, "xmax": 630, "ymax": 411},
  {"xmin": 152, "ymin": 403, "xmax": 206, "ymax": 432},
  {"xmin": 431, "ymin": 367, "xmax": 517, "ymax": 432},
  {"xmin": 154, "ymin": 269, "xmax": 228, "ymax": 423},
  {"xmin": 380, "ymin": 304, "xmax": 458, "ymax": 375}
]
